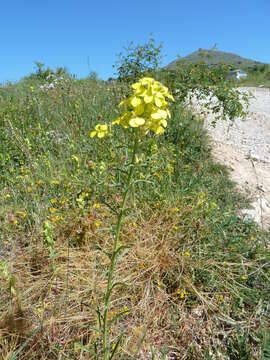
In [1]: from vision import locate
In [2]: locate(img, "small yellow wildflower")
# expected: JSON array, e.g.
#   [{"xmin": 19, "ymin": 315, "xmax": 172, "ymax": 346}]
[
  {"xmin": 90, "ymin": 124, "xmax": 109, "ymax": 138},
  {"xmin": 71, "ymin": 155, "xmax": 79, "ymax": 164},
  {"xmin": 51, "ymin": 215, "xmax": 63, "ymax": 223},
  {"xmin": 94, "ymin": 220, "xmax": 101, "ymax": 228},
  {"xmin": 215, "ymin": 293, "xmax": 224, "ymax": 304},
  {"xmin": 177, "ymin": 289, "xmax": 187, "ymax": 299},
  {"xmin": 49, "ymin": 207, "xmax": 57, "ymax": 214},
  {"xmin": 135, "ymin": 327, "xmax": 141, "ymax": 334},
  {"xmin": 120, "ymin": 306, "xmax": 129, "ymax": 316},
  {"xmin": 93, "ymin": 203, "xmax": 101, "ymax": 209},
  {"xmin": 184, "ymin": 251, "xmax": 191, "ymax": 257},
  {"xmin": 50, "ymin": 180, "xmax": 60, "ymax": 185}
]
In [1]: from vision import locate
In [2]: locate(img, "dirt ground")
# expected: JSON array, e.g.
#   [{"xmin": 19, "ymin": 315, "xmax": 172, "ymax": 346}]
[{"xmin": 204, "ymin": 87, "xmax": 270, "ymax": 229}]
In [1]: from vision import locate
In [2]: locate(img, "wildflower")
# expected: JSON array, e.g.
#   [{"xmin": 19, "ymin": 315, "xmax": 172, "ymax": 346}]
[
  {"xmin": 120, "ymin": 305, "xmax": 129, "ymax": 316},
  {"xmin": 135, "ymin": 327, "xmax": 141, "ymax": 334},
  {"xmin": 90, "ymin": 124, "xmax": 109, "ymax": 138},
  {"xmin": 91, "ymin": 78, "xmax": 174, "ymax": 139},
  {"xmin": 51, "ymin": 215, "xmax": 63, "ymax": 223},
  {"xmin": 50, "ymin": 180, "xmax": 59, "ymax": 185},
  {"xmin": 215, "ymin": 293, "xmax": 224, "ymax": 304},
  {"xmin": 112, "ymin": 78, "xmax": 174, "ymax": 136},
  {"xmin": 49, "ymin": 207, "xmax": 57, "ymax": 214},
  {"xmin": 76, "ymin": 196, "xmax": 85, "ymax": 210},
  {"xmin": 94, "ymin": 220, "xmax": 102, "ymax": 228},
  {"xmin": 177, "ymin": 289, "xmax": 187, "ymax": 299},
  {"xmin": 93, "ymin": 202, "xmax": 101, "ymax": 209},
  {"xmin": 184, "ymin": 251, "xmax": 191, "ymax": 257},
  {"xmin": 71, "ymin": 155, "xmax": 79, "ymax": 164}
]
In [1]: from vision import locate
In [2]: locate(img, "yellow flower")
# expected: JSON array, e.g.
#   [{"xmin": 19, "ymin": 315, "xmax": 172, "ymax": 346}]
[
  {"xmin": 51, "ymin": 215, "xmax": 63, "ymax": 223},
  {"xmin": 90, "ymin": 124, "xmax": 109, "ymax": 138},
  {"xmin": 71, "ymin": 155, "xmax": 79, "ymax": 164},
  {"xmin": 129, "ymin": 117, "xmax": 145, "ymax": 128},
  {"xmin": 215, "ymin": 293, "xmax": 224, "ymax": 304},
  {"xmin": 112, "ymin": 77, "xmax": 174, "ymax": 136},
  {"xmin": 120, "ymin": 305, "xmax": 129, "ymax": 315},
  {"xmin": 177, "ymin": 289, "xmax": 187, "ymax": 299},
  {"xmin": 94, "ymin": 220, "xmax": 101, "ymax": 228}
]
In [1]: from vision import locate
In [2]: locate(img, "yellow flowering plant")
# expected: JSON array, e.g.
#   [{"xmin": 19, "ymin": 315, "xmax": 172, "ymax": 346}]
[
  {"xmin": 90, "ymin": 124, "xmax": 109, "ymax": 138},
  {"xmin": 90, "ymin": 77, "xmax": 173, "ymax": 359}
]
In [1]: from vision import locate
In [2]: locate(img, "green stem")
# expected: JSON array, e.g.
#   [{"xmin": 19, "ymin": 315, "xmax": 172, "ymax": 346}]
[{"xmin": 102, "ymin": 135, "xmax": 138, "ymax": 360}]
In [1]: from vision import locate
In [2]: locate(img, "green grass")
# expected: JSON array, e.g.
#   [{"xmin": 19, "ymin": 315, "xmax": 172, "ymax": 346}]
[
  {"xmin": 0, "ymin": 76, "xmax": 269, "ymax": 359},
  {"xmin": 239, "ymin": 64, "xmax": 270, "ymax": 88}
]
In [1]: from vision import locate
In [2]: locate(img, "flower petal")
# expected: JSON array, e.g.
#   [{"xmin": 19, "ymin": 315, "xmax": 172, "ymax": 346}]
[{"xmin": 129, "ymin": 117, "xmax": 145, "ymax": 128}]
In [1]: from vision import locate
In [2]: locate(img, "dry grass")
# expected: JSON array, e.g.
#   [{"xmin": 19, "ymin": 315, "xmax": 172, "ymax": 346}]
[{"xmin": 1, "ymin": 202, "xmax": 268, "ymax": 359}]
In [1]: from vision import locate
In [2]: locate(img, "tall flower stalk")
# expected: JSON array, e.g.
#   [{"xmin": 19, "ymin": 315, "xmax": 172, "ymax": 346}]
[
  {"xmin": 102, "ymin": 134, "xmax": 138, "ymax": 360},
  {"xmin": 90, "ymin": 77, "xmax": 174, "ymax": 359}
]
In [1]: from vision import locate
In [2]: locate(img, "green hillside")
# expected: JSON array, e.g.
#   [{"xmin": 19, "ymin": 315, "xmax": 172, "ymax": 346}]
[{"xmin": 167, "ymin": 48, "xmax": 264, "ymax": 69}]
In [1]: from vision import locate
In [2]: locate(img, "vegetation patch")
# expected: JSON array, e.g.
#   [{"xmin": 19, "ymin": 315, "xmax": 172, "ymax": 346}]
[{"xmin": 0, "ymin": 44, "xmax": 270, "ymax": 359}]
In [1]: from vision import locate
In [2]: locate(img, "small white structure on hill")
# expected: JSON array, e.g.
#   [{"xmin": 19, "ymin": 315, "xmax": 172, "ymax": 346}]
[{"xmin": 228, "ymin": 69, "xmax": 248, "ymax": 80}]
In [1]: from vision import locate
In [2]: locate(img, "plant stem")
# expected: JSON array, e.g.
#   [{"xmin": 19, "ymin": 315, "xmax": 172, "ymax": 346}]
[{"xmin": 102, "ymin": 135, "xmax": 138, "ymax": 360}]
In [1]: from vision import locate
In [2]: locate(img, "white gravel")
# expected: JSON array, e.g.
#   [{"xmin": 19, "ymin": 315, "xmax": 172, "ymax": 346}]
[{"xmin": 203, "ymin": 87, "xmax": 270, "ymax": 229}]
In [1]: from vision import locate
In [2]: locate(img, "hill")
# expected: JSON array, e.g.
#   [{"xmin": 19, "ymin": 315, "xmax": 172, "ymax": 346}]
[{"xmin": 167, "ymin": 48, "xmax": 264, "ymax": 69}]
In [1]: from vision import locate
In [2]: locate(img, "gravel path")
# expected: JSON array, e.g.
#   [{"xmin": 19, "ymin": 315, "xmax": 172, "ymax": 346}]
[{"xmin": 204, "ymin": 87, "xmax": 270, "ymax": 229}]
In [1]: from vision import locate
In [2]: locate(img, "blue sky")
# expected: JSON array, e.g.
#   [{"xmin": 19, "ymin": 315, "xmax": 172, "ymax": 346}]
[{"xmin": 1, "ymin": 0, "xmax": 269, "ymax": 83}]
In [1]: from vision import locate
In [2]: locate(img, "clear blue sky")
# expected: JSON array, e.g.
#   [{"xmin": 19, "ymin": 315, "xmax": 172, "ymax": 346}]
[{"xmin": 1, "ymin": 0, "xmax": 269, "ymax": 83}]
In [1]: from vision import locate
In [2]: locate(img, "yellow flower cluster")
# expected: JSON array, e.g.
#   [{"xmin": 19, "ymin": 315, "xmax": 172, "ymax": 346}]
[
  {"xmin": 114, "ymin": 77, "xmax": 174, "ymax": 135},
  {"xmin": 90, "ymin": 77, "xmax": 174, "ymax": 138},
  {"xmin": 90, "ymin": 124, "xmax": 109, "ymax": 138}
]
